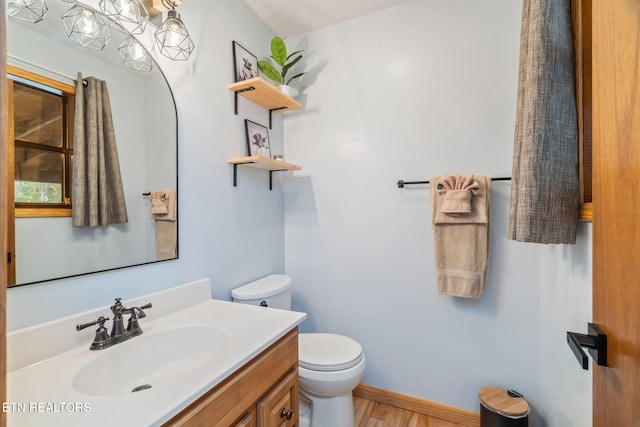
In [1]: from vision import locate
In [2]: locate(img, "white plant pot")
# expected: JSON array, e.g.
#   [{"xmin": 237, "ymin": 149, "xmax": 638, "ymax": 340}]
[{"xmin": 278, "ymin": 84, "xmax": 299, "ymax": 98}]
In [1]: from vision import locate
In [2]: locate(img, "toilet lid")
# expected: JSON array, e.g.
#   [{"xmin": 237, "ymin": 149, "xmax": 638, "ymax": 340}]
[
  {"xmin": 298, "ymin": 333, "xmax": 364, "ymax": 372},
  {"xmin": 231, "ymin": 274, "xmax": 291, "ymax": 300}
]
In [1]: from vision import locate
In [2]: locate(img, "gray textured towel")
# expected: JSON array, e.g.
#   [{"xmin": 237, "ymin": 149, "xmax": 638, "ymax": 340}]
[{"xmin": 508, "ymin": 0, "xmax": 579, "ymax": 244}]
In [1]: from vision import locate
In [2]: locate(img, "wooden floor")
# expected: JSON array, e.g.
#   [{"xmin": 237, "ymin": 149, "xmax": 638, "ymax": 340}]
[{"xmin": 354, "ymin": 396, "xmax": 467, "ymax": 427}]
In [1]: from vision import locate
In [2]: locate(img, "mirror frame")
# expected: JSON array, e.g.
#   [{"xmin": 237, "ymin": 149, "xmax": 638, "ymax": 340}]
[{"xmin": 6, "ymin": 11, "xmax": 179, "ymax": 287}]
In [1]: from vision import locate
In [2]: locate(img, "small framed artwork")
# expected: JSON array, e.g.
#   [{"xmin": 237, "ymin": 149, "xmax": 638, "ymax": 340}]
[
  {"xmin": 232, "ymin": 41, "xmax": 258, "ymax": 82},
  {"xmin": 245, "ymin": 120, "xmax": 271, "ymax": 158}
]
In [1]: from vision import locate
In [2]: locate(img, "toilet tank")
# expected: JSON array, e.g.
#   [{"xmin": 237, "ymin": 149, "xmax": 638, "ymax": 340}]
[{"xmin": 231, "ymin": 274, "xmax": 292, "ymax": 310}]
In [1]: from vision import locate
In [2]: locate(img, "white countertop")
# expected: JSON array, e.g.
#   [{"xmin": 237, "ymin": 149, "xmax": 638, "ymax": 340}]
[{"xmin": 6, "ymin": 279, "xmax": 306, "ymax": 426}]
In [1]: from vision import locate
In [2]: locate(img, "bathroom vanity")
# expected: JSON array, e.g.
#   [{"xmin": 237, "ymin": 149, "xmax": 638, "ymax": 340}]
[
  {"xmin": 165, "ymin": 328, "xmax": 298, "ymax": 426},
  {"xmin": 6, "ymin": 279, "xmax": 306, "ymax": 427}
]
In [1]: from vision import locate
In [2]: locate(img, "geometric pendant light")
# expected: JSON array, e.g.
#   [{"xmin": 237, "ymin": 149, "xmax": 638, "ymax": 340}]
[
  {"xmin": 118, "ymin": 36, "xmax": 154, "ymax": 72},
  {"xmin": 6, "ymin": 0, "xmax": 48, "ymax": 23},
  {"xmin": 62, "ymin": 4, "xmax": 112, "ymax": 50},
  {"xmin": 154, "ymin": 6, "xmax": 194, "ymax": 61},
  {"xmin": 99, "ymin": 0, "xmax": 148, "ymax": 35}
]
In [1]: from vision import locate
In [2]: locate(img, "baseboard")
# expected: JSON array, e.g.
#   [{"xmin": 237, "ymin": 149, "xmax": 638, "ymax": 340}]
[{"xmin": 353, "ymin": 384, "xmax": 480, "ymax": 427}]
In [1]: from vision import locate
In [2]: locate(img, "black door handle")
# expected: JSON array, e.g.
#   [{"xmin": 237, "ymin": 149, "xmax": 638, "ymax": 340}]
[{"xmin": 567, "ymin": 323, "xmax": 607, "ymax": 370}]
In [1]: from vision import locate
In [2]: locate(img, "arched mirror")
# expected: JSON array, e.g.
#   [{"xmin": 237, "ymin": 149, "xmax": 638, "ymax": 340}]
[{"xmin": 6, "ymin": 0, "xmax": 178, "ymax": 286}]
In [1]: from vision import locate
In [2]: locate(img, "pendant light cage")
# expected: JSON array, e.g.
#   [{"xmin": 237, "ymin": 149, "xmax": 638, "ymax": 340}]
[
  {"xmin": 154, "ymin": 8, "xmax": 195, "ymax": 61},
  {"xmin": 118, "ymin": 36, "xmax": 154, "ymax": 72},
  {"xmin": 99, "ymin": 0, "xmax": 149, "ymax": 35},
  {"xmin": 62, "ymin": 4, "xmax": 112, "ymax": 50},
  {"xmin": 7, "ymin": 0, "xmax": 48, "ymax": 23}
]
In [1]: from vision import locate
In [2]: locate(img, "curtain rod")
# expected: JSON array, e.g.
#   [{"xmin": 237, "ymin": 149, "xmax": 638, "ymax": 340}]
[
  {"xmin": 397, "ymin": 177, "xmax": 511, "ymax": 188},
  {"xmin": 7, "ymin": 54, "xmax": 79, "ymax": 86}
]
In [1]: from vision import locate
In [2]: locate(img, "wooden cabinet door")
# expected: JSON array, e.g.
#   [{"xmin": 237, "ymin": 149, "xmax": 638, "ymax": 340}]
[
  {"xmin": 257, "ymin": 370, "xmax": 298, "ymax": 427},
  {"xmin": 592, "ymin": 0, "xmax": 640, "ymax": 425}
]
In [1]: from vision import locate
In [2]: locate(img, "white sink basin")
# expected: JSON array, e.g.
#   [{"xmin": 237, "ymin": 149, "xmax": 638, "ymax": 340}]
[{"xmin": 72, "ymin": 325, "xmax": 229, "ymax": 396}]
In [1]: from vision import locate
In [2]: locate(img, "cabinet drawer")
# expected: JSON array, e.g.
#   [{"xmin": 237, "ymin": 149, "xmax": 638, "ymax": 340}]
[
  {"xmin": 257, "ymin": 369, "xmax": 299, "ymax": 427},
  {"xmin": 234, "ymin": 410, "xmax": 256, "ymax": 427}
]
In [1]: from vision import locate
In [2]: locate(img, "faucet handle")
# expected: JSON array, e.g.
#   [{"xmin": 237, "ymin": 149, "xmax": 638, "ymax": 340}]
[
  {"xmin": 77, "ymin": 316, "xmax": 112, "ymax": 350},
  {"xmin": 134, "ymin": 303, "xmax": 152, "ymax": 318},
  {"xmin": 126, "ymin": 303, "xmax": 152, "ymax": 335},
  {"xmin": 76, "ymin": 316, "xmax": 109, "ymax": 331}
]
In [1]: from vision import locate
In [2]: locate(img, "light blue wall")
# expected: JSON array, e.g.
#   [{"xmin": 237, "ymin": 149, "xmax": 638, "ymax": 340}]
[
  {"xmin": 283, "ymin": 1, "xmax": 592, "ymax": 426},
  {"xmin": 7, "ymin": 0, "xmax": 284, "ymax": 329}
]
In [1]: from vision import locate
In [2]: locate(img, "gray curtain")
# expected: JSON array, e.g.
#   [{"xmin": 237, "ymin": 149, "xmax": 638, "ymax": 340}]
[
  {"xmin": 508, "ymin": 0, "xmax": 579, "ymax": 244},
  {"xmin": 72, "ymin": 73, "xmax": 128, "ymax": 227}
]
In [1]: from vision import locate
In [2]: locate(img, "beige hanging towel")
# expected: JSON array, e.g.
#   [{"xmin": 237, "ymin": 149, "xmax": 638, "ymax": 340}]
[
  {"xmin": 149, "ymin": 189, "xmax": 177, "ymax": 261},
  {"xmin": 431, "ymin": 175, "xmax": 491, "ymax": 298}
]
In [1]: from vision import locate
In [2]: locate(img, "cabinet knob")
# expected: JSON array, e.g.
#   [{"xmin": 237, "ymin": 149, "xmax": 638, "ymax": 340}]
[{"xmin": 280, "ymin": 408, "xmax": 294, "ymax": 420}]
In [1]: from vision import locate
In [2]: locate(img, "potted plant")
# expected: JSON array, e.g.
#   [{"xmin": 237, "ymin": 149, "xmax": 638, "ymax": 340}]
[{"xmin": 258, "ymin": 36, "xmax": 305, "ymax": 97}]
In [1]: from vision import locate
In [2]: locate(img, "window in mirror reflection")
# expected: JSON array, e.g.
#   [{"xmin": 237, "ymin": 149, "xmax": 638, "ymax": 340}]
[{"xmin": 8, "ymin": 67, "xmax": 75, "ymax": 217}]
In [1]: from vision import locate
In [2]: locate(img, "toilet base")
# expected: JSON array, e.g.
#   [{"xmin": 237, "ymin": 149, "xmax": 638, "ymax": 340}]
[
  {"xmin": 299, "ymin": 395, "xmax": 311, "ymax": 427},
  {"xmin": 300, "ymin": 389, "xmax": 356, "ymax": 427}
]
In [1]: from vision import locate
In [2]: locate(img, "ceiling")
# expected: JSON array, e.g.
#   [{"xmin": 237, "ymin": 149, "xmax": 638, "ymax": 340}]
[{"xmin": 241, "ymin": 0, "xmax": 416, "ymax": 38}]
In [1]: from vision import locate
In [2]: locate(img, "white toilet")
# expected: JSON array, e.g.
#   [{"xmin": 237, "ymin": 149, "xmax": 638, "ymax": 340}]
[{"xmin": 232, "ymin": 274, "xmax": 366, "ymax": 427}]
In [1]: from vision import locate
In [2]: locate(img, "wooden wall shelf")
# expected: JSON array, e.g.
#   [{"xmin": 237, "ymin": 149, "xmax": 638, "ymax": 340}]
[
  {"xmin": 228, "ymin": 77, "xmax": 302, "ymax": 128},
  {"xmin": 228, "ymin": 156, "xmax": 302, "ymax": 190}
]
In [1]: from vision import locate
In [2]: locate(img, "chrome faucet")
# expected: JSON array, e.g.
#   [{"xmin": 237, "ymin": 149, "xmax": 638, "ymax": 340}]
[{"xmin": 76, "ymin": 298, "xmax": 152, "ymax": 350}]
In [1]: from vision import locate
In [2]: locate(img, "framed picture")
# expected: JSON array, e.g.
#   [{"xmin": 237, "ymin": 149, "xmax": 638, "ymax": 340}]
[
  {"xmin": 245, "ymin": 120, "xmax": 271, "ymax": 158},
  {"xmin": 232, "ymin": 41, "xmax": 258, "ymax": 82}
]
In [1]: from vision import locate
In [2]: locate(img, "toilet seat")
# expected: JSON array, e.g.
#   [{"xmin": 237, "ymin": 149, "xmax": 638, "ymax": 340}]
[{"xmin": 299, "ymin": 333, "xmax": 364, "ymax": 372}]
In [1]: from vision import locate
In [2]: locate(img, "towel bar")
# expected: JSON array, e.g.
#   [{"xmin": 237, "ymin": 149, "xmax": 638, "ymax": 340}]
[{"xmin": 397, "ymin": 177, "xmax": 511, "ymax": 188}]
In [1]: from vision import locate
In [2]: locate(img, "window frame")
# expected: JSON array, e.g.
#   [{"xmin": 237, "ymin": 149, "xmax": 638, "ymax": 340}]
[
  {"xmin": 572, "ymin": 0, "xmax": 593, "ymax": 221},
  {"xmin": 7, "ymin": 65, "xmax": 76, "ymax": 218}
]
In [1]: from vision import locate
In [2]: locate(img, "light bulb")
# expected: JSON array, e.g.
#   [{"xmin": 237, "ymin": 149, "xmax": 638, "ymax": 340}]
[
  {"xmin": 129, "ymin": 43, "xmax": 145, "ymax": 60},
  {"xmin": 78, "ymin": 10, "xmax": 98, "ymax": 34},
  {"xmin": 166, "ymin": 22, "xmax": 183, "ymax": 45}
]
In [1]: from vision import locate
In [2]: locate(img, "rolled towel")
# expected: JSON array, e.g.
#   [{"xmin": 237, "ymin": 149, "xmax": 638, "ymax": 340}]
[
  {"xmin": 149, "ymin": 189, "xmax": 176, "ymax": 221},
  {"xmin": 150, "ymin": 192, "xmax": 169, "ymax": 215},
  {"xmin": 438, "ymin": 175, "xmax": 480, "ymax": 214}
]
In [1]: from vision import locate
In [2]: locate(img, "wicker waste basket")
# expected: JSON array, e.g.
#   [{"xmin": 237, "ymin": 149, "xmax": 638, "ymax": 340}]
[{"xmin": 478, "ymin": 386, "xmax": 530, "ymax": 427}]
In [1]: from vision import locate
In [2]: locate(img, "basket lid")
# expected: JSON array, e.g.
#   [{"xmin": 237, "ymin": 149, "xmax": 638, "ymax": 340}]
[{"xmin": 478, "ymin": 386, "xmax": 530, "ymax": 417}]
